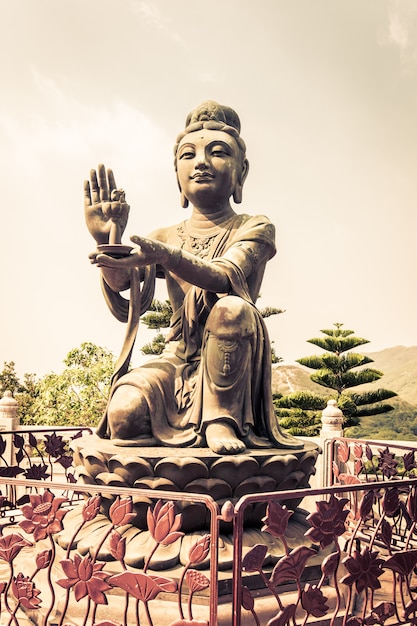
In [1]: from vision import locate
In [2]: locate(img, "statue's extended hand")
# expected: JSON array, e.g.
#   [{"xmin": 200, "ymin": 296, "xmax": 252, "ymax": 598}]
[
  {"xmin": 93, "ymin": 236, "xmax": 171, "ymax": 269},
  {"xmin": 84, "ymin": 164, "xmax": 130, "ymax": 245}
]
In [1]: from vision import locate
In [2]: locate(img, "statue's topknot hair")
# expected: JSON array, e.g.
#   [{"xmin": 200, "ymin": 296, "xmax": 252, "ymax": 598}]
[
  {"xmin": 185, "ymin": 100, "xmax": 241, "ymax": 134},
  {"xmin": 174, "ymin": 100, "xmax": 246, "ymax": 168}
]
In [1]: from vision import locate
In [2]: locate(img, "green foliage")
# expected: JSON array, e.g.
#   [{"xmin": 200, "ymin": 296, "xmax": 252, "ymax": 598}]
[
  {"xmin": 141, "ymin": 333, "xmax": 167, "ymax": 356},
  {"xmin": 274, "ymin": 391, "xmax": 327, "ymax": 411},
  {"xmin": 0, "ymin": 362, "xmax": 38, "ymax": 423},
  {"xmin": 276, "ymin": 406, "xmax": 322, "ymax": 437},
  {"xmin": 310, "ymin": 367, "xmax": 383, "ymax": 392},
  {"xmin": 139, "ymin": 299, "xmax": 172, "ymax": 356},
  {"xmin": 271, "ymin": 342, "xmax": 283, "ymax": 364},
  {"xmin": 258, "ymin": 306, "xmax": 285, "ymax": 318},
  {"xmin": 346, "ymin": 398, "xmax": 417, "ymax": 441},
  {"xmin": 321, "ymin": 326, "xmax": 355, "ymax": 337},
  {"xmin": 141, "ymin": 300, "xmax": 172, "ymax": 330},
  {"xmin": 276, "ymin": 323, "xmax": 397, "ymax": 436},
  {"xmin": 274, "ymin": 391, "xmax": 327, "ymax": 436},
  {"xmin": 18, "ymin": 372, "xmax": 39, "ymax": 424},
  {"xmin": 305, "ymin": 336, "xmax": 370, "ymax": 354},
  {"xmin": 354, "ymin": 403, "xmax": 395, "ymax": 418},
  {"xmin": 303, "ymin": 323, "xmax": 370, "ymax": 355},
  {"xmin": 349, "ymin": 388, "xmax": 397, "ymax": 405},
  {"xmin": 337, "ymin": 393, "xmax": 359, "ymax": 421},
  {"xmin": 30, "ymin": 342, "xmax": 116, "ymax": 427},
  {"xmin": 1, "ymin": 344, "xmax": 116, "ymax": 427},
  {"xmin": 0, "ymin": 361, "xmax": 25, "ymax": 396}
]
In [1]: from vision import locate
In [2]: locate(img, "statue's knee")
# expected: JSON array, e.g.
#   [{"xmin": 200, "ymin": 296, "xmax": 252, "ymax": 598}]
[
  {"xmin": 204, "ymin": 297, "xmax": 254, "ymax": 384},
  {"xmin": 206, "ymin": 296, "xmax": 256, "ymax": 339},
  {"xmin": 107, "ymin": 385, "xmax": 150, "ymax": 439}
]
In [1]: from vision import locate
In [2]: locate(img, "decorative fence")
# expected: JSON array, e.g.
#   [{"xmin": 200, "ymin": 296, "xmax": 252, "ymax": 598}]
[
  {"xmin": 328, "ymin": 437, "xmax": 417, "ymax": 487},
  {"xmin": 0, "ymin": 427, "xmax": 93, "ymax": 518},
  {"xmin": 232, "ymin": 479, "xmax": 417, "ymax": 626},
  {"xmin": 0, "ymin": 433, "xmax": 416, "ymax": 625},
  {"xmin": 0, "ymin": 478, "xmax": 221, "ymax": 626}
]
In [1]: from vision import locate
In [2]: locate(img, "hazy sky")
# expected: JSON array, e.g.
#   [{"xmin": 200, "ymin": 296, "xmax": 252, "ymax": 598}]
[{"xmin": 1, "ymin": 0, "xmax": 416, "ymax": 378}]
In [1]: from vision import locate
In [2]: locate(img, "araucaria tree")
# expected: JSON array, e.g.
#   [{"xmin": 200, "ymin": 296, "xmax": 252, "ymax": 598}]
[
  {"xmin": 140, "ymin": 300, "xmax": 173, "ymax": 356},
  {"xmin": 275, "ymin": 323, "xmax": 397, "ymax": 435}
]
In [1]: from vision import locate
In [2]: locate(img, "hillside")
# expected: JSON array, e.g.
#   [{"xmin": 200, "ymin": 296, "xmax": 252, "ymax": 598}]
[
  {"xmin": 272, "ymin": 345, "xmax": 417, "ymax": 441},
  {"xmin": 363, "ymin": 346, "xmax": 417, "ymax": 406},
  {"xmin": 272, "ymin": 345, "xmax": 417, "ymax": 402},
  {"xmin": 271, "ymin": 364, "xmax": 320, "ymax": 397}
]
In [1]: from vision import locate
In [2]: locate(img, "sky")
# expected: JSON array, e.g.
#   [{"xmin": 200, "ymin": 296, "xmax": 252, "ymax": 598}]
[{"xmin": 1, "ymin": 0, "xmax": 416, "ymax": 379}]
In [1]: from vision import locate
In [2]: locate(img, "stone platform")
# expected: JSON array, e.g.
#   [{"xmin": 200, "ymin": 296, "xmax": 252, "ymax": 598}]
[
  {"xmin": 59, "ymin": 436, "xmax": 322, "ymax": 572},
  {"xmin": 71, "ymin": 436, "xmax": 320, "ymax": 532}
]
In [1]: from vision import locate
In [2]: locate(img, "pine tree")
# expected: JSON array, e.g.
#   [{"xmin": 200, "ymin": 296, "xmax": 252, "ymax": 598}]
[
  {"xmin": 274, "ymin": 391, "xmax": 327, "ymax": 436},
  {"xmin": 140, "ymin": 300, "xmax": 173, "ymax": 356},
  {"xmin": 275, "ymin": 323, "xmax": 397, "ymax": 435},
  {"xmin": 141, "ymin": 332, "xmax": 168, "ymax": 356},
  {"xmin": 140, "ymin": 300, "xmax": 173, "ymax": 331}
]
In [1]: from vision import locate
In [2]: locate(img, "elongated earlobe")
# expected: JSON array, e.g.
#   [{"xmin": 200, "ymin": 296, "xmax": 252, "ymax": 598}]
[
  {"xmin": 233, "ymin": 184, "xmax": 243, "ymax": 204},
  {"xmin": 177, "ymin": 175, "xmax": 189, "ymax": 208},
  {"xmin": 181, "ymin": 192, "xmax": 189, "ymax": 208},
  {"xmin": 233, "ymin": 158, "xmax": 249, "ymax": 204}
]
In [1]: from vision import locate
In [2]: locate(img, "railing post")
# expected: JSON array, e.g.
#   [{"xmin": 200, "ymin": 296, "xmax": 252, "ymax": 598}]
[
  {"xmin": 0, "ymin": 391, "xmax": 19, "ymax": 467},
  {"xmin": 320, "ymin": 399, "xmax": 344, "ymax": 487}
]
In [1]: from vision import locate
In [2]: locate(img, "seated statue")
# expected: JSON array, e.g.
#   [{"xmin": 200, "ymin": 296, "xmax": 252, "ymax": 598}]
[{"xmin": 84, "ymin": 100, "xmax": 301, "ymax": 455}]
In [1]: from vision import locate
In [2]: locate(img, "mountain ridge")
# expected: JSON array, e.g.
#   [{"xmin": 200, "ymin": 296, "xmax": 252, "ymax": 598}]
[
  {"xmin": 272, "ymin": 345, "xmax": 417, "ymax": 440},
  {"xmin": 272, "ymin": 345, "xmax": 417, "ymax": 405}
]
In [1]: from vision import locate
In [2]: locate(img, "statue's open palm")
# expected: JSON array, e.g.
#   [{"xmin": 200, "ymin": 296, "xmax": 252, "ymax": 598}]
[{"xmin": 84, "ymin": 164, "xmax": 130, "ymax": 245}]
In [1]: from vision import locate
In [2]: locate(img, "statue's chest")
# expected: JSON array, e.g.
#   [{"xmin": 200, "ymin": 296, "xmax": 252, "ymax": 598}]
[{"xmin": 175, "ymin": 224, "xmax": 220, "ymax": 259}]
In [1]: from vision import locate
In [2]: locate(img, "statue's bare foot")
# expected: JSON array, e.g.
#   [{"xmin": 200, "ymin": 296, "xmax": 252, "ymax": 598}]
[{"xmin": 205, "ymin": 422, "xmax": 246, "ymax": 455}]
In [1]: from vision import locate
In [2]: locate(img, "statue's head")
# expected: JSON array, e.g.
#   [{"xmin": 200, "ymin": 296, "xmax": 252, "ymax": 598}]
[{"xmin": 174, "ymin": 101, "xmax": 249, "ymax": 207}]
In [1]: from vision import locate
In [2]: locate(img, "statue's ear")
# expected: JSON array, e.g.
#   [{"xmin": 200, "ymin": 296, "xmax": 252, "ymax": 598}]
[
  {"xmin": 233, "ymin": 158, "xmax": 249, "ymax": 204},
  {"xmin": 181, "ymin": 192, "xmax": 189, "ymax": 208},
  {"xmin": 177, "ymin": 176, "xmax": 189, "ymax": 208}
]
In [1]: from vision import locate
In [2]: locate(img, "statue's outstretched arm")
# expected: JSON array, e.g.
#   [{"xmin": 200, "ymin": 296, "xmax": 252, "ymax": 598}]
[{"xmin": 94, "ymin": 234, "xmax": 253, "ymax": 295}]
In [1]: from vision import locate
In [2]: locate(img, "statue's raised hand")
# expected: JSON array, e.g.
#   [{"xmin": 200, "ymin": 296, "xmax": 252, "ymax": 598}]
[{"xmin": 84, "ymin": 164, "xmax": 130, "ymax": 245}]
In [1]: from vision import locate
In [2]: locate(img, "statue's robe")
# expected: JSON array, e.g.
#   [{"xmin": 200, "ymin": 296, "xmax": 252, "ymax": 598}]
[{"xmin": 96, "ymin": 213, "xmax": 299, "ymax": 449}]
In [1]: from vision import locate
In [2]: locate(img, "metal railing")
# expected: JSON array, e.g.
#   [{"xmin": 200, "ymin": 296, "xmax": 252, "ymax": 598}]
[
  {"xmin": 0, "ymin": 433, "xmax": 416, "ymax": 625},
  {"xmin": 0, "ymin": 426, "xmax": 93, "ymax": 514},
  {"xmin": 0, "ymin": 477, "xmax": 220, "ymax": 626}
]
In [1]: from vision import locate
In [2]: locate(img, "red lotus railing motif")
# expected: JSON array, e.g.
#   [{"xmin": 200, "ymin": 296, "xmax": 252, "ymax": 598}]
[
  {"xmin": 0, "ymin": 435, "xmax": 415, "ymax": 624},
  {"xmin": 0, "ymin": 482, "xmax": 216, "ymax": 626},
  {"xmin": 233, "ymin": 479, "xmax": 417, "ymax": 626},
  {"xmin": 0, "ymin": 427, "xmax": 92, "ymax": 516}
]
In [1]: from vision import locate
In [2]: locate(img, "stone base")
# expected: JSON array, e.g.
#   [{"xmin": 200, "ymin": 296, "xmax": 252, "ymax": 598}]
[
  {"xmin": 55, "ymin": 436, "xmax": 322, "ymax": 572},
  {"xmin": 71, "ymin": 435, "xmax": 320, "ymax": 533}
]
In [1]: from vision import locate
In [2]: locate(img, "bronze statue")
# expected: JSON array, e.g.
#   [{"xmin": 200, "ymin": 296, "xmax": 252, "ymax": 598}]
[{"xmin": 84, "ymin": 100, "xmax": 301, "ymax": 455}]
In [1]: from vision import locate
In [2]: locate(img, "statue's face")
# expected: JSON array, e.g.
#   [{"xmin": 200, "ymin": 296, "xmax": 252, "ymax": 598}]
[{"xmin": 176, "ymin": 129, "xmax": 243, "ymax": 208}]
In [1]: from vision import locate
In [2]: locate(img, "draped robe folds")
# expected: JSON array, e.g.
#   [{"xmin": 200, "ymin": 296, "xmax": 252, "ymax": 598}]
[{"xmin": 96, "ymin": 213, "xmax": 301, "ymax": 449}]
